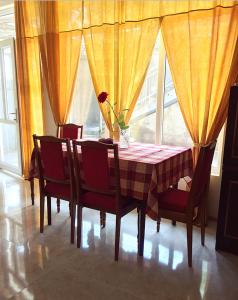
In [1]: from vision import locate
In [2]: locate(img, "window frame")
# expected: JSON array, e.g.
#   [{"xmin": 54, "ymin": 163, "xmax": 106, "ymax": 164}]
[
  {"xmin": 131, "ymin": 33, "xmax": 225, "ymax": 176},
  {"xmin": 155, "ymin": 32, "xmax": 165, "ymax": 145},
  {"xmin": 69, "ymin": 32, "xmax": 225, "ymax": 176}
]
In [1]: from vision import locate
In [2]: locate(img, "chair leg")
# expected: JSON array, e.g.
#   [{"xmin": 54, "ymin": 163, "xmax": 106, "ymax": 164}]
[
  {"xmin": 77, "ymin": 205, "xmax": 82, "ymax": 248},
  {"xmin": 157, "ymin": 217, "xmax": 161, "ymax": 233},
  {"xmin": 47, "ymin": 196, "xmax": 51, "ymax": 225},
  {"xmin": 201, "ymin": 205, "xmax": 206, "ymax": 246},
  {"xmin": 100, "ymin": 211, "xmax": 106, "ymax": 228},
  {"xmin": 171, "ymin": 184, "xmax": 178, "ymax": 228},
  {"xmin": 115, "ymin": 216, "xmax": 121, "ymax": 261},
  {"xmin": 30, "ymin": 179, "xmax": 34, "ymax": 205},
  {"xmin": 56, "ymin": 198, "xmax": 60, "ymax": 213},
  {"xmin": 40, "ymin": 196, "xmax": 45, "ymax": 233},
  {"xmin": 70, "ymin": 201, "xmax": 76, "ymax": 244},
  {"xmin": 138, "ymin": 205, "xmax": 146, "ymax": 256},
  {"xmin": 172, "ymin": 220, "xmax": 176, "ymax": 226},
  {"xmin": 186, "ymin": 222, "xmax": 193, "ymax": 267}
]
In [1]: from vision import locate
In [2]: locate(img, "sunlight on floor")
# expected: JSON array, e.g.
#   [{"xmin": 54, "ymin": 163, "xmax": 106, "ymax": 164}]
[{"xmin": 0, "ymin": 172, "xmax": 238, "ymax": 300}]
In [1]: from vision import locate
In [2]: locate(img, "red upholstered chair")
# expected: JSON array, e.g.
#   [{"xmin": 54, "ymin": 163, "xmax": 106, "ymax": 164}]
[
  {"xmin": 156, "ymin": 141, "xmax": 216, "ymax": 267},
  {"xmin": 72, "ymin": 140, "xmax": 146, "ymax": 261},
  {"xmin": 57, "ymin": 123, "xmax": 83, "ymax": 140},
  {"xmin": 33, "ymin": 135, "xmax": 76, "ymax": 243},
  {"xmin": 29, "ymin": 124, "xmax": 83, "ymax": 207},
  {"xmin": 55, "ymin": 123, "xmax": 83, "ymax": 212}
]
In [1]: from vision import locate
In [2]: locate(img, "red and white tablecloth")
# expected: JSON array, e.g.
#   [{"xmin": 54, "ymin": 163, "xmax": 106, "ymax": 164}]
[
  {"xmin": 109, "ymin": 143, "xmax": 193, "ymax": 220},
  {"xmin": 29, "ymin": 142, "xmax": 193, "ymax": 220}
]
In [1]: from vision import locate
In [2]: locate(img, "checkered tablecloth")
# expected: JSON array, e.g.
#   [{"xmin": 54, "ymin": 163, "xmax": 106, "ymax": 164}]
[
  {"xmin": 110, "ymin": 143, "xmax": 193, "ymax": 220},
  {"xmin": 29, "ymin": 142, "xmax": 193, "ymax": 220}
]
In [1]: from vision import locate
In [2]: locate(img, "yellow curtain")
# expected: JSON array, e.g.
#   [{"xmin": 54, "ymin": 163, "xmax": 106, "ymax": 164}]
[
  {"xmin": 15, "ymin": 0, "xmax": 238, "ymax": 176},
  {"xmin": 14, "ymin": 1, "xmax": 44, "ymax": 177},
  {"xmin": 161, "ymin": 6, "xmax": 238, "ymax": 162},
  {"xmin": 37, "ymin": 1, "xmax": 82, "ymax": 125},
  {"xmin": 83, "ymin": 0, "xmax": 160, "ymax": 138},
  {"xmin": 83, "ymin": 1, "xmax": 238, "ymax": 23}
]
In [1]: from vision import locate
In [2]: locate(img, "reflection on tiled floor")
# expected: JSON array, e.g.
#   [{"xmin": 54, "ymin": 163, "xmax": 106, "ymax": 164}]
[{"xmin": 0, "ymin": 171, "xmax": 238, "ymax": 300}]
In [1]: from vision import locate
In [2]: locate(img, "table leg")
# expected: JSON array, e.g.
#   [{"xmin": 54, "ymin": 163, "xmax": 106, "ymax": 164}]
[
  {"xmin": 157, "ymin": 217, "xmax": 161, "ymax": 233},
  {"xmin": 138, "ymin": 202, "xmax": 146, "ymax": 256},
  {"xmin": 100, "ymin": 211, "xmax": 106, "ymax": 228},
  {"xmin": 56, "ymin": 198, "xmax": 60, "ymax": 213}
]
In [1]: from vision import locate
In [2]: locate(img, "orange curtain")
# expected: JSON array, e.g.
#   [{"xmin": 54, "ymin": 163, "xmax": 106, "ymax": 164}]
[
  {"xmin": 161, "ymin": 6, "xmax": 238, "ymax": 162},
  {"xmin": 15, "ymin": 0, "xmax": 238, "ymax": 177},
  {"xmin": 14, "ymin": 1, "xmax": 44, "ymax": 177},
  {"xmin": 37, "ymin": 1, "xmax": 82, "ymax": 125},
  {"xmin": 83, "ymin": 0, "xmax": 160, "ymax": 139}
]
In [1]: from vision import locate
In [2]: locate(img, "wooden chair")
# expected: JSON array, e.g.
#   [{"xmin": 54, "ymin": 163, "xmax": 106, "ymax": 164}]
[
  {"xmin": 156, "ymin": 141, "xmax": 216, "ymax": 267},
  {"xmin": 29, "ymin": 124, "xmax": 83, "ymax": 207},
  {"xmin": 55, "ymin": 123, "xmax": 83, "ymax": 212},
  {"xmin": 57, "ymin": 123, "xmax": 83, "ymax": 140},
  {"xmin": 33, "ymin": 135, "xmax": 76, "ymax": 243},
  {"xmin": 72, "ymin": 140, "xmax": 146, "ymax": 261}
]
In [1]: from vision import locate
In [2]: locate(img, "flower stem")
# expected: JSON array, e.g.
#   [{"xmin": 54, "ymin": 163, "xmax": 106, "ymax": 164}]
[{"xmin": 106, "ymin": 100, "xmax": 121, "ymax": 129}]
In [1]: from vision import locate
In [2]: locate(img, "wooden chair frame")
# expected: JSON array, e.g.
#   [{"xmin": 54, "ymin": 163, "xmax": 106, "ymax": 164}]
[
  {"xmin": 29, "ymin": 124, "xmax": 83, "ymax": 207},
  {"xmin": 156, "ymin": 141, "xmax": 216, "ymax": 267},
  {"xmin": 33, "ymin": 134, "xmax": 76, "ymax": 243},
  {"xmin": 57, "ymin": 123, "xmax": 83, "ymax": 139},
  {"xmin": 72, "ymin": 140, "xmax": 146, "ymax": 260},
  {"xmin": 55, "ymin": 123, "xmax": 83, "ymax": 213}
]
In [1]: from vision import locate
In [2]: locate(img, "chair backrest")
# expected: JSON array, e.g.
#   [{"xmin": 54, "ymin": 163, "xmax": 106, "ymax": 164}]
[
  {"xmin": 73, "ymin": 140, "xmax": 121, "ymax": 205},
  {"xmin": 57, "ymin": 123, "xmax": 83, "ymax": 140},
  {"xmin": 33, "ymin": 135, "xmax": 73, "ymax": 184},
  {"xmin": 188, "ymin": 141, "xmax": 217, "ymax": 210}
]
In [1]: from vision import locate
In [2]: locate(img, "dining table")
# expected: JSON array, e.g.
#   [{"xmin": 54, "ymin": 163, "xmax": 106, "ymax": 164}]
[{"xmin": 29, "ymin": 141, "xmax": 193, "ymax": 220}]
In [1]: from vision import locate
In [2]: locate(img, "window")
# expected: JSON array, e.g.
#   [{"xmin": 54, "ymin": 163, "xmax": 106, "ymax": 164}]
[
  {"xmin": 162, "ymin": 59, "xmax": 192, "ymax": 147},
  {"xmin": 162, "ymin": 59, "xmax": 224, "ymax": 175},
  {"xmin": 69, "ymin": 35, "xmax": 224, "ymax": 175},
  {"xmin": 130, "ymin": 36, "xmax": 223, "ymax": 175},
  {"xmin": 211, "ymin": 126, "xmax": 225, "ymax": 175},
  {"xmin": 130, "ymin": 37, "xmax": 192, "ymax": 148},
  {"xmin": 69, "ymin": 38, "xmax": 105, "ymax": 138},
  {"xmin": 129, "ymin": 37, "xmax": 160, "ymax": 144}
]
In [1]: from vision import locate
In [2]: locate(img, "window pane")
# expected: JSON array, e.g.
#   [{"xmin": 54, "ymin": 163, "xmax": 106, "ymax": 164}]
[
  {"xmin": 130, "ymin": 39, "xmax": 159, "ymax": 144},
  {"xmin": 0, "ymin": 60, "xmax": 4, "ymax": 119},
  {"xmin": 0, "ymin": 123, "xmax": 19, "ymax": 168},
  {"xmin": 163, "ymin": 59, "xmax": 223, "ymax": 175},
  {"xmin": 211, "ymin": 126, "xmax": 225, "ymax": 176},
  {"xmin": 162, "ymin": 59, "xmax": 192, "ymax": 147},
  {"xmin": 69, "ymin": 38, "xmax": 104, "ymax": 138},
  {"xmin": 3, "ymin": 46, "xmax": 15, "ymax": 120}
]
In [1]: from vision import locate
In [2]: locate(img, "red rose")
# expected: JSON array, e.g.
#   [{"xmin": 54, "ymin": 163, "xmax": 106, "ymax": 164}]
[{"xmin": 98, "ymin": 92, "xmax": 108, "ymax": 103}]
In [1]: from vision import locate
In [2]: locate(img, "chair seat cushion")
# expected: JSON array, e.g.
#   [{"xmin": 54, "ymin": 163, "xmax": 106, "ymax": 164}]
[
  {"xmin": 45, "ymin": 182, "xmax": 71, "ymax": 200},
  {"xmin": 158, "ymin": 188, "xmax": 189, "ymax": 213},
  {"xmin": 80, "ymin": 192, "xmax": 134, "ymax": 213}
]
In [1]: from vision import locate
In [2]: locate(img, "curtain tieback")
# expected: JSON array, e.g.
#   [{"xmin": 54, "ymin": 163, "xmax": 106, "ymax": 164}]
[{"xmin": 193, "ymin": 140, "xmax": 216, "ymax": 148}]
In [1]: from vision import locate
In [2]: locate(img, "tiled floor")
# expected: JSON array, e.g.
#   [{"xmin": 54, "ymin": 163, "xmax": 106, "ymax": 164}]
[{"xmin": 0, "ymin": 171, "xmax": 238, "ymax": 300}]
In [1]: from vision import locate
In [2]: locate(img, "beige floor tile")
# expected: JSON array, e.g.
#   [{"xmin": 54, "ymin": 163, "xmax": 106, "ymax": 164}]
[{"xmin": 0, "ymin": 172, "xmax": 237, "ymax": 300}]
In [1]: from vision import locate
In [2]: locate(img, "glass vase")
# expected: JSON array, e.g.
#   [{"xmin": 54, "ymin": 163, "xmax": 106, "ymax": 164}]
[{"xmin": 119, "ymin": 128, "xmax": 130, "ymax": 149}]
